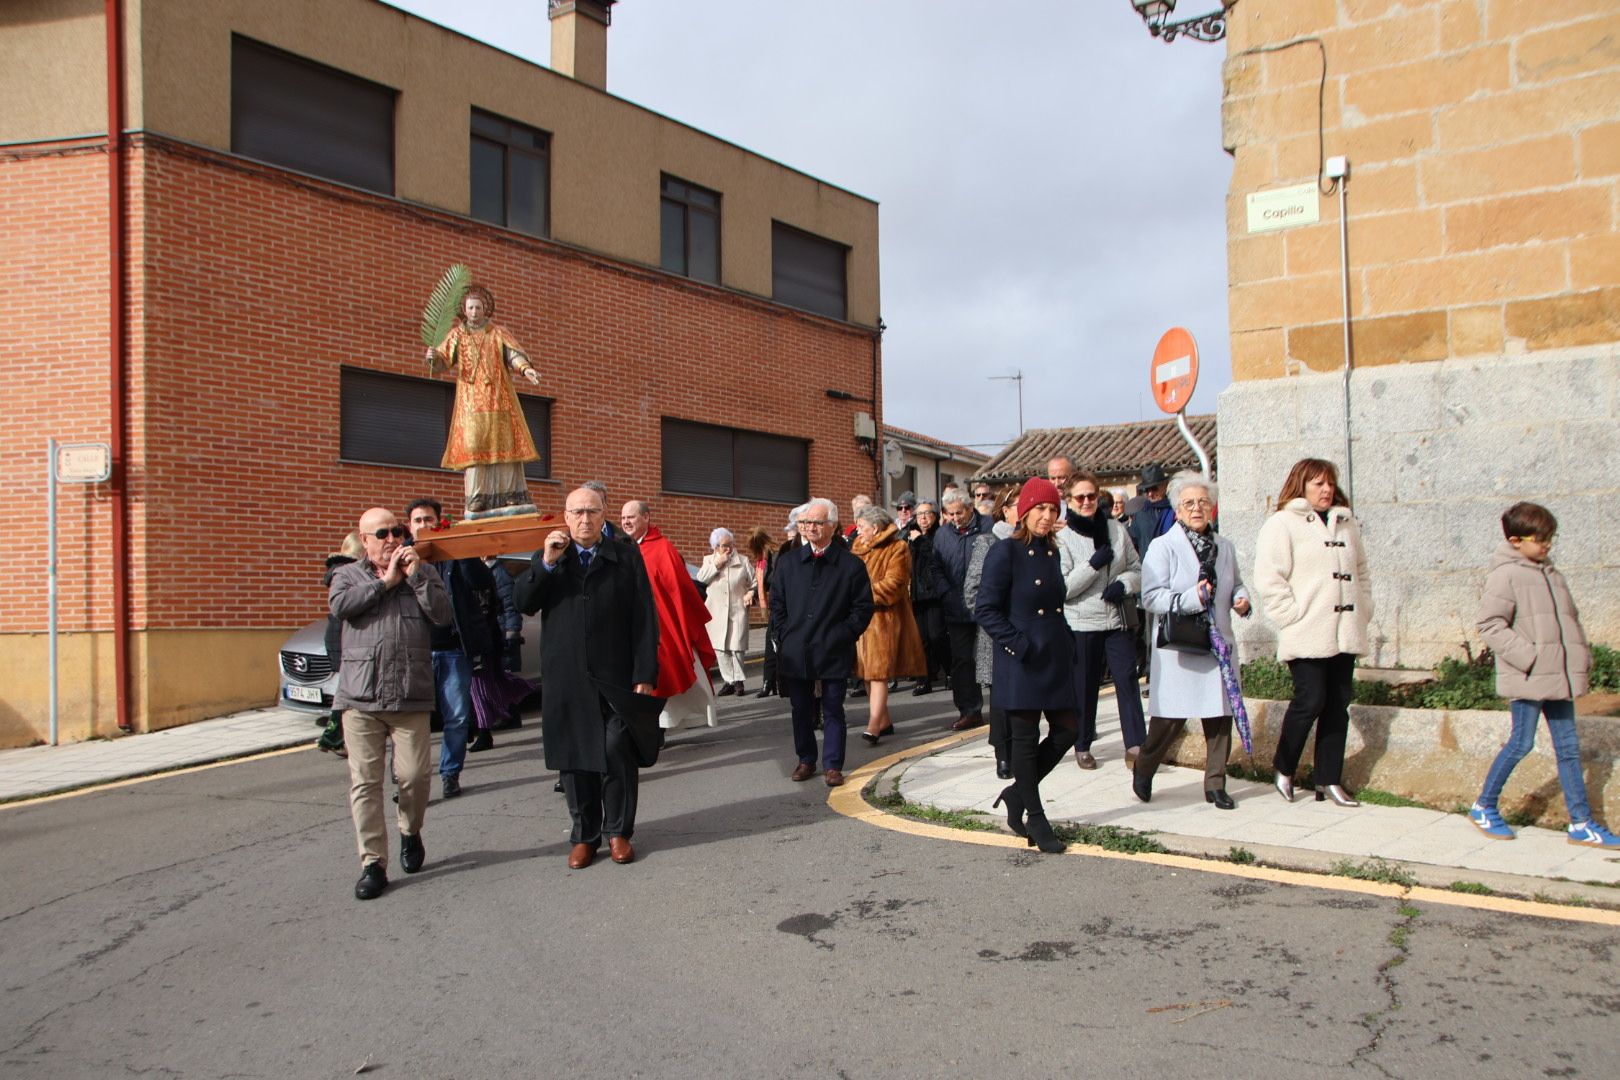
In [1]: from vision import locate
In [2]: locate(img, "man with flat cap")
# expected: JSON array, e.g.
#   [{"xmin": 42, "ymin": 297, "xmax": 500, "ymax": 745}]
[{"xmin": 514, "ymin": 485, "xmax": 659, "ymax": 868}]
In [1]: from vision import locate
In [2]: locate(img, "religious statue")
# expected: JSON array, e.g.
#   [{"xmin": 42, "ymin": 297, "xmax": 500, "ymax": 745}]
[{"xmin": 421, "ymin": 270, "xmax": 542, "ymax": 519}]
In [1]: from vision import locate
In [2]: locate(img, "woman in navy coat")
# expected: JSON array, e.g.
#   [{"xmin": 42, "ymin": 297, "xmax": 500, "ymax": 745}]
[{"xmin": 974, "ymin": 478, "xmax": 1079, "ymax": 854}]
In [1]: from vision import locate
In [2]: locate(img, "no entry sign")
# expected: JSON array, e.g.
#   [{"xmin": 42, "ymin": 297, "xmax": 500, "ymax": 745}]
[{"xmin": 1150, "ymin": 327, "xmax": 1199, "ymax": 415}]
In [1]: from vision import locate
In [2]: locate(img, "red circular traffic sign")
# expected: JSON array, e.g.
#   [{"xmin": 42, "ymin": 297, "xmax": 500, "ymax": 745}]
[{"xmin": 1150, "ymin": 327, "xmax": 1199, "ymax": 415}]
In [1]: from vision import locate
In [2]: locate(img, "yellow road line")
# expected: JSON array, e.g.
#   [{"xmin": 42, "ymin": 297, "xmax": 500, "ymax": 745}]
[
  {"xmin": 827, "ymin": 730, "xmax": 1620, "ymax": 928},
  {"xmin": 0, "ymin": 743, "xmax": 316, "ymax": 810}
]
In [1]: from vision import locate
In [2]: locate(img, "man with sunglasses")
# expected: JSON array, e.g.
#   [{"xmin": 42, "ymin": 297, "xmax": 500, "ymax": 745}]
[{"xmin": 329, "ymin": 507, "xmax": 452, "ymax": 900}]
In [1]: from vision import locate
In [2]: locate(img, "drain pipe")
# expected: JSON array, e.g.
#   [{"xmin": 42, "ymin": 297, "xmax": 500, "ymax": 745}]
[
  {"xmin": 106, "ymin": 0, "xmax": 131, "ymax": 731},
  {"xmin": 1328, "ymin": 155, "xmax": 1353, "ymax": 501}
]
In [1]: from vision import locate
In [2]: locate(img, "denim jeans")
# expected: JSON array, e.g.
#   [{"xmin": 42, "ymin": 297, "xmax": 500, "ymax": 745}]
[
  {"xmin": 433, "ymin": 650, "xmax": 473, "ymax": 779},
  {"xmin": 1477, "ymin": 699, "xmax": 1590, "ymax": 825}
]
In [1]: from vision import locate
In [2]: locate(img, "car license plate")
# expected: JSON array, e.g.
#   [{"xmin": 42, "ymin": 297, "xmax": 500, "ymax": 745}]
[{"xmin": 287, "ymin": 685, "xmax": 323, "ymax": 704}]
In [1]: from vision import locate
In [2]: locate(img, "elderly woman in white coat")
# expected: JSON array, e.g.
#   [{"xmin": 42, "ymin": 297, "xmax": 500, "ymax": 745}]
[
  {"xmin": 1253, "ymin": 458, "xmax": 1372, "ymax": 807},
  {"xmin": 698, "ymin": 527, "xmax": 756, "ymax": 696},
  {"xmin": 1057, "ymin": 470, "xmax": 1145, "ymax": 770},
  {"xmin": 1136, "ymin": 472, "xmax": 1251, "ymax": 809}
]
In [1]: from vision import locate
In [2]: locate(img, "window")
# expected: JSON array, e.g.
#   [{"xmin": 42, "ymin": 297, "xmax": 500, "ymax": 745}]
[
  {"xmin": 660, "ymin": 175, "xmax": 720, "ymax": 283},
  {"xmin": 470, "ymin": 109, "xmax": 551, "ymax": 236},
  {"xmin": 772, "ymin": 222, "xmax": 847, "ymax": 320},
  {"xmin": 231, "ymin": 36, "xmax": 396, "ymax": 194},
  {"xmin": 662, "ymin": 419, "xmax": 808, "ymax": 504},
  {"xmin": 340, "ymin": 368, "xmax": 551, "ymax": 479}
]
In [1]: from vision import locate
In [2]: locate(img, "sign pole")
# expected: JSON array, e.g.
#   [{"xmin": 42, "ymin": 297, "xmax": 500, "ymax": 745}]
[
  {"xmin": 1149, "ymin": 327, "xmax": 1208, "ymax": 475},
  {"xmin": 1175, "ymin": 411, "xmax": 1211, "ymax": 477},
  {"xmin": 47, "ymin": 438, "xmax": 58, "ymax": 747}
]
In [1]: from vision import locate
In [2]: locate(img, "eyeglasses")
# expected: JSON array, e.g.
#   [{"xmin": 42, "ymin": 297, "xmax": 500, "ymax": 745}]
[
  {"xmin": 370, "ymin": 526, "xmax": 407, "ymax": 539},
  {"xmin": 564, "ymin": 507, "xmax": 604, "ymax": 517},
  {"xmin": 972, "ymin": 491, "xmax": 991, "ymax": 498},
  {"xmin": 1071, "ymin": 492, "xmax": 1099, "ymax": 502},
  {"xmin": 1179, "ymin": 498, "xmax": 1214, "ymax": 510},
  {"xmin": 799, "ymin": 519, "xmax": 830, "ymax": 527}
]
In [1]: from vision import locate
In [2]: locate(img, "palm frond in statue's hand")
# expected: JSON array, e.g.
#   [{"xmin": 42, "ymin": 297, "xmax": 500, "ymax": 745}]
[{"xmin": 420, "ymin": 263, "xmax": 471, "ymax": 365}]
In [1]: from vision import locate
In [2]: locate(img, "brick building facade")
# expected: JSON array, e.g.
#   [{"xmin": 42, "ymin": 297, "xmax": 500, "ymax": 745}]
[
  {"xmin": 0, "ymin": 0, "xmax": 883, "ymax": 746},
  {"xmin": 1213, "ymin": 0, "xmax": 1620, "ymax": 667}
]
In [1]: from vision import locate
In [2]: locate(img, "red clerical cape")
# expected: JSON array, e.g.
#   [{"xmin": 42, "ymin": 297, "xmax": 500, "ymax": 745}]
[{"xmin": 638, "ymin": 527, "xmax": 718, "ymax": 698}]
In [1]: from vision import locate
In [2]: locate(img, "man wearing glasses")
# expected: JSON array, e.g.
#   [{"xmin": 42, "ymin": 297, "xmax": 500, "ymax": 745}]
[
  {"xmin": 514, "ymin": 486, "xmax": 659, "ymax": 869},
  {"xmin": 329, "ymin": 507, "xmax": 453, "ymax": 900},
  {"xmin": 768, "ymin": 498, "xmax": 874, "ymax": 787}
]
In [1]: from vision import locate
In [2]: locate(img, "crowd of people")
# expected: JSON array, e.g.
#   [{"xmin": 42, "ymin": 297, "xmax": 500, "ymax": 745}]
[{"xmin": 322, "ymin": 457, "xmax": 1619, "ymax": 899}]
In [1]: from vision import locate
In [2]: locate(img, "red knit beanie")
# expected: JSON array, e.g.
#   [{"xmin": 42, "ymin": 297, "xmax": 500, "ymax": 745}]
[{"xmin": 1016, "ymin": 477, "xmax": 1063, "ymax": 520}]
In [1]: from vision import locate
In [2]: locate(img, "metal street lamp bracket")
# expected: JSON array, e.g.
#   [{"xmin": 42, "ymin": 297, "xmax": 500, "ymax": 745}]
[{"xmin": 1131, "ymin": 0, "xmax": 1236, "ymax": 44}]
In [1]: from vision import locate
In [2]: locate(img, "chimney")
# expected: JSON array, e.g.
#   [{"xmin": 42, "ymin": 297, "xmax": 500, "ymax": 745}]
[{"xmin": 548, "ymin": 0, "xmax": 614, "ymax": 90}]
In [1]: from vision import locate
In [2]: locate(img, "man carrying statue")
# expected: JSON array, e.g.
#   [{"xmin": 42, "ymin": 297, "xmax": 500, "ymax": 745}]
[{"xmin": 423, "ymin": 282, "xmax": 542, "ymax": 518}]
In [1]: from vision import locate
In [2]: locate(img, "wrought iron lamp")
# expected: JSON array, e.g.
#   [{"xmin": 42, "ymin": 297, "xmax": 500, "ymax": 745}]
[{"xmin": 1130, "ymin": 0, "xmax": 1235, "ymax": 43}]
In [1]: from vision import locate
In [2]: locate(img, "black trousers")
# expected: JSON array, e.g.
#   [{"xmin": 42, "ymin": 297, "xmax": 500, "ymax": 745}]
[
  {"xmin": 1073, "ymin": 629, "xmax": 1148, "ymax": 751},
  {"xmin": 762, "ymin": 629, "xmax": 779, "ymax": 690},
  {"xmin": 986, "ymin": 694, "xmax": 1009, "ymax": 763},
  {"xmin": 1272, "ymin": 652, "xmax": 1356, "ymax": 786},
  {"xmin": 946, "ymin": 621, "xmax": 983, "ymax": 718},
  {"xmin": 561, "ymin": 712, "xmax": 639, "ymax": 846},
  {"xmin": 1007, "ymin": 708, "xmax": 1079, "ymax": 818}
]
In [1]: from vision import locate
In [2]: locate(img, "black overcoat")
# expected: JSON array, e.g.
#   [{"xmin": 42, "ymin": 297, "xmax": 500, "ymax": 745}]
[
  {"xmin": 974, "ymin": 535, "xmax": 1078, "ymax": 711},
  {"xmin": 767, "ymin": 541, "xmax": 874, "ymax": 681},
  {"xmin": 933, "ymin": 512, "xmax": 993, "ymax": 623},
  {"xmin": 513, "ymin": 538, "xmax": 659, "ymax": 773}
]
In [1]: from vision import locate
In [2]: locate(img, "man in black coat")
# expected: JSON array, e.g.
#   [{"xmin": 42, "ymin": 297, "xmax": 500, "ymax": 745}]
[
  {"xmin": 513, "ymin": 486, "xmax": 659, "ymax": 869},
  {"xmin": 933, "ymin": 490, "xmax": 992, "ymax": 730},
  {"xmin": 767, "ymin": 497, "xmax": 873, "ymax": 787},
  {"xmin": 407, "ymin": 498, "xmax": 499, "ymax": 798}
]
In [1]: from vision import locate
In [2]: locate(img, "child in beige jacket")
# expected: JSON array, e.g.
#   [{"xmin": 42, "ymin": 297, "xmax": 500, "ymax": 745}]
[{"xmin": 1469, "ymin": 502, "xmax": 1617, "ymax": 847}]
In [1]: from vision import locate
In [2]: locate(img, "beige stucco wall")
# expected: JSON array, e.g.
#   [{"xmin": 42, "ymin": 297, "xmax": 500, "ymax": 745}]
[
  {"xmin": 0, "ymin": 629, "xmax": 293, "ymax": 748},
  {"xmin": 1, "ymin": 0, "xmax": 880, "ymax": 326}
]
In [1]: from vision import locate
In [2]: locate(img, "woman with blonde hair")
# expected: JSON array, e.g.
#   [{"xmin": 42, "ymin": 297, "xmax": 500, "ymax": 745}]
[
  {"xmin": 698, "ymin": 527, "xmax": 756, "ymax": 696},
  {"xmin": 851, "ymin": 506, "xmax": 928, "ymax": 744}
]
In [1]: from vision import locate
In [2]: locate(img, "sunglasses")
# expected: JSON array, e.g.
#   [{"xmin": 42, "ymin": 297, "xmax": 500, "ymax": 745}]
[{"xmin": 371, "ymin": 526, "xmax": 407, "ymax": 539}]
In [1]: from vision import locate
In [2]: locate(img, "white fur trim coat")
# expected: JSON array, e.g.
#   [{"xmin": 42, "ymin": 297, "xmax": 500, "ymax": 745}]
[{"xmin": 1252, "ymin": 499, "xmax": 1373, "ymax": 662}]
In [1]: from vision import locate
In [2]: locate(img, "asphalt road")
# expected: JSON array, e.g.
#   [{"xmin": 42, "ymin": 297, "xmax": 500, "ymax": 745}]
[{"xmin": 3, "ymin": 689, "xmax": 1617, "ymax": 1078}]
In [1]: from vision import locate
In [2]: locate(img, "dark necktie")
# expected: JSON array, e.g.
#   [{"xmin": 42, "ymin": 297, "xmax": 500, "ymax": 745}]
[{"xmin": 579, "ymin": 548, "xmax": 594, "ymax": 572}]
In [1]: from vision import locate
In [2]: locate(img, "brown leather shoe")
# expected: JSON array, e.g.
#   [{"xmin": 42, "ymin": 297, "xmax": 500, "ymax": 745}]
[
  {"xmin": 824, "ymin": 768, "xmax": 845, "ymax": 788},
  {"xmin": 950, "ymin": 713, "xmax": 984, "ymax": 731},
  {"xmin": 567, "ymin": 842, "xmax": 595, "ymax": 869},
  {"xmin": 790, "ymin": 762, "xmax": 815, "ymax": 782},
  {"xmin": 608, "ymin": 836, "xmax": 635, "ymax": 864}
]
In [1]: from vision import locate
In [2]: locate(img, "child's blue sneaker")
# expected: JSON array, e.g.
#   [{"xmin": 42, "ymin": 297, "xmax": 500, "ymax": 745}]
[
  {"xmin": 1567, "ymin": 821, "xmax": 1620, "ymax": 848},
  {"xmin": 1468, "ymin": 802, "xmax": 1514, "ymax": 840}
]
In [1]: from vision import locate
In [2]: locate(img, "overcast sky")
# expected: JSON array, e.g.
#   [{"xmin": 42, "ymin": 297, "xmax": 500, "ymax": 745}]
[{"xmin": 384, "ymin": 0, "xmax": 1234, "ymax": 452}]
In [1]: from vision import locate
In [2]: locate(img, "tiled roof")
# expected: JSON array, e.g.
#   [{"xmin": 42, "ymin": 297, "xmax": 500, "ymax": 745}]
[
  {"xmin": 881, "ymin": 423, "xmax": 990, "ymax": 464},
  {"xmin": 972, "ymin": 414, "xmax": 1217, "ymax": 483}
]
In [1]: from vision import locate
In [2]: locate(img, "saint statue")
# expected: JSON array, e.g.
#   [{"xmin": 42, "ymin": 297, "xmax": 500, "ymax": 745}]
[{"xmin": 423, "ymin": 284, "xmax": 542, "ymax": 518}]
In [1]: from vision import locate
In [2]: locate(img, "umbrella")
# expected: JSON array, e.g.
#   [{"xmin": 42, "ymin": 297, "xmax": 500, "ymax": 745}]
[{"xmin": 1208, "ymin": 624, "xmax": 1252, "ymax": 754}]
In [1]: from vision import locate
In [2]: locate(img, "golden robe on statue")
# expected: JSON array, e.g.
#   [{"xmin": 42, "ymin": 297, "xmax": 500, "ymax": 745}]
[{"xmin": 430, "ymin": 323, "xmax": 541, "ymax": 470}]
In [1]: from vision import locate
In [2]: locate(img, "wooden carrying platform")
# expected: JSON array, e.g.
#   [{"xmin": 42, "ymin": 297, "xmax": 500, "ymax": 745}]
[{"xmin": 410, "ymin": 512, "xmax": 561, "ymax": 562}]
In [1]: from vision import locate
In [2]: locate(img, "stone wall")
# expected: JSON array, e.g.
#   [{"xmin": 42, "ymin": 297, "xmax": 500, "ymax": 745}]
[{"xmin": 1217, "ymin": 346, "xmax": 1620, "ymax": 669}]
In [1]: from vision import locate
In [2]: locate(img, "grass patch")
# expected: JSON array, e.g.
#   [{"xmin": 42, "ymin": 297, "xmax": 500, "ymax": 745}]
[
  {"xmin": 1535, "ymin": 891, "xmax": 1592, "ymax": 908},
  {"xmin": 1227, "ymin": 846, "xmax": 1256, "ymax": 865},
  {"xmin": 1449, "ymin": 881, "xmax": 1494, "ymax": 895},
  {"xmin": 1356, "ymin": 788, "xmax": 1430, "ymax": 810},
  {"xmin": 867, "ymin": 791, "xmax": 996, "ymax": 832},
  {"xmin": 1239, "ymin": 650, "xmax": 1511, "ymax": 711},
  {"xmin": 1050, "ymin": 821, "xmax": 1167, "ymax": 855},
  {"xmin": 1330, "ymin": 858, "xmax": 1418, "ymax": 888},
  {"xmin": 1225, "ymin": 760, "xmax": 1276, "ymax": 784}
]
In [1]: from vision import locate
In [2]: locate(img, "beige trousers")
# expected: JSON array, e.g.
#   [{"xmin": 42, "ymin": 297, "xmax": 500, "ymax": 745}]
[{"xmin": 342, "ymin": 709, "xmax": 431, "ymax": 869}]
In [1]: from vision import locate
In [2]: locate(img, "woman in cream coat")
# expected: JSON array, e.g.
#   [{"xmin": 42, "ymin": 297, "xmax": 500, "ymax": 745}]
[
  {"xmin": 698, "ymin": 527, "xmax": 756, "ymax": 696},
  {"xmin": 1253, "ymin": 458, "xmax": 1373, "ymax": 807}
]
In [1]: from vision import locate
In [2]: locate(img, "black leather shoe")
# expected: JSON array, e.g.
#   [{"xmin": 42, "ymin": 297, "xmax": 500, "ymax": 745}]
[
  {"xmin": 442, "ymin": 774, "xmax": 462, "ymax": 799},
  {"xmin": 755, "ymin": 684, "xmax": 775, "ymax": 698},
  {"xmin": 717, "ymin": 682, "xmax": 736, "ymax": 697},
  {"xmin": 354, "ymin": 862, "xmax": 387, "ymax": 900},
  {"xmin": 910, "ymin": 681, "xmax": 933, "ymax": 696},
  {"xmin": 1206, "ymin": 789, "xmax": 1236, "ymax": 810},
  {"xmin": 1132, "ymin": 771, "xmax": 1153, "ymax": 803},
  {"xmin": 992, "ymin": 785, "xmax": 1027, "ymax": 838},
  {"xmin": 400, "ymin": 832, "xmax": 425, "ymax": 873},
  {"xmin": 553, "ymin": 778, "xmax": 565, "ymax": 793},
  {"xmin": 468, "ymin": 730, "xmax": 494, "ymax": 753},
  {"xmin": 995, "ymin": 758, "xmax": 1013, "ymax": 780}
]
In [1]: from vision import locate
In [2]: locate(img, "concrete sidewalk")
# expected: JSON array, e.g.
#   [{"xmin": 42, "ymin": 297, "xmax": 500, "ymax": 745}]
[
  {"xmin": 896, "ymin": 691, "xmax": 1620, "ymax": 901},
  {"xmin": 0, "ymin": 707, "xmax": 319, "ymax": 803}
]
